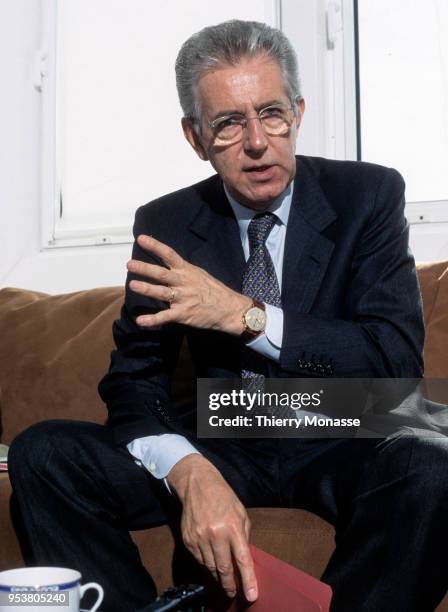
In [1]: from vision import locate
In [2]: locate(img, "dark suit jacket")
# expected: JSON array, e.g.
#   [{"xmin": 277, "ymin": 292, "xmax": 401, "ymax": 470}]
[{"xmin": 98, "ymin": 155, "xmax": 425, "ymax": 447}]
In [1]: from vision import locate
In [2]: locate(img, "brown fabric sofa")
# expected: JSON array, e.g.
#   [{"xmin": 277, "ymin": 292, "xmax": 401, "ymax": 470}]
[{"xmin": 1, "ymin": 261, "xmax": 448, "ymax": 610}]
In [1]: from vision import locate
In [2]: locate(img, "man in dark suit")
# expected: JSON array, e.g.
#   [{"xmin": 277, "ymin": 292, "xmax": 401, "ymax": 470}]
[{"xmin": 8, "ymin": 19, "xmax": 448, "ymax": 612}]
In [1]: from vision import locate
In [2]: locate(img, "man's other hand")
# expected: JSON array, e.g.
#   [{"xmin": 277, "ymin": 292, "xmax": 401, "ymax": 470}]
[
  {"xmin": 166, "ymin": 454, "xmax": 258, "ymax": 603},
  {"xmin": 127, "ymin": 235, "xmax": 251, "ymax": 334}
]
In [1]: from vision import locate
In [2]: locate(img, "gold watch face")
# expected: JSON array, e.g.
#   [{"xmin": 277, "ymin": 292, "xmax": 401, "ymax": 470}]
[{"xmin": 245, "ymin": 306, "xmax": 267, "ymax": 332}]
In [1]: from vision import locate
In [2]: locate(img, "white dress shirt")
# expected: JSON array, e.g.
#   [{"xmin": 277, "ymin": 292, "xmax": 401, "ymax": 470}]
[{"xmin": 126, "ymin": 180, "xmax": 294, "ymax": 480}]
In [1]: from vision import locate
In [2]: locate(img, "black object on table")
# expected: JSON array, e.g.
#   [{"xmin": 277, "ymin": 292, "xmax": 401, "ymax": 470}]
[{"xmin": 134, "ymin": 583, "xmax": 205, "ymax": 612}]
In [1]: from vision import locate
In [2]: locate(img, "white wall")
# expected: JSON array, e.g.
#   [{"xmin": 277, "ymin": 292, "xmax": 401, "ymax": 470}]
[
  {"xmin": 0, "ymin": 0, "xmax": 283, "ymax": 294},
  {"xmin": 0, "ymin": 0, "xmax": 42, "ymax": 285},
  {"xmin": 0, "ymin": 0, "xmax": 119, "ymax": 295},
  {"xmin": 1, "ymin": 0, "xmax": 447, "ymax": 296},
  {"xmin": 0, "ymin": 0, "xmax": 152, "ymax": 294}
]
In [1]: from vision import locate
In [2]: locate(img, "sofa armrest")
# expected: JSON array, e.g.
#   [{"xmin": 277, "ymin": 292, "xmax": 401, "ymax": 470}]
[{"xmin": 0, "ymin": 473, "xmax": 24, "ymax": 571}]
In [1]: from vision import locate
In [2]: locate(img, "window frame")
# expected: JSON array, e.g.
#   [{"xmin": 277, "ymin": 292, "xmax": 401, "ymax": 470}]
[
  {"xmin": 40, "ymin": 0, "xmax": 284, "ymax": 249},
  {"xmin": 353, "ymin": 0, "xmax": 448, "ymax": 225},
  {"xmin": 40, "ymin": 0, "xmax": 447, "ymax": 252}
]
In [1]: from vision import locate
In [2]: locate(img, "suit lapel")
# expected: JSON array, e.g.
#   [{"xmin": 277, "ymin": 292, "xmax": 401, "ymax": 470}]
[
  {"xmin": 282, "ymin": 158, "xmax": 337, "ymax": 313},
  {"xmin": 185, "ymin": 158, "xmax": 337, "ymax": 312},
  {"xmin": 187, "ymin": 177, "xmax": 246, "ymax": 292}
]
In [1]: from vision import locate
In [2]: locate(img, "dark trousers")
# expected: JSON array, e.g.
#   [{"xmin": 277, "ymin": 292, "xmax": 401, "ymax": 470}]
[{"xmin": 7, "ymin": 419, "xmax": 448, "ymax": 612}]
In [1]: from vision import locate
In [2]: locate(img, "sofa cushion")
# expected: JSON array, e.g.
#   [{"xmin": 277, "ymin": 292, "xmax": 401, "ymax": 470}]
[
  {"xmin": 0, "ymin": 286, "xmax": 195, "ymax": 445},
  {"xmin": 418, "ymin": 263, "xmax": 448, "ymax": 377},
  {"xmin": 417, "ymin": 262, "xmax": 447, "ymax": 326},
  {"xmin": 0, "ymin": 287, "xmax": 123, "ymax": 444},
  {"xmin": 0, "ymin": 474, "xmax": 23, "ymax": 571}
]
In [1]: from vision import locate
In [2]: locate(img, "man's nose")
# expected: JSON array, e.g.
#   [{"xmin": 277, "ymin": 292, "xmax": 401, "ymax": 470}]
[{"xmin": 243, "ymin": 116, "xmax": 268, "ymax": 153}]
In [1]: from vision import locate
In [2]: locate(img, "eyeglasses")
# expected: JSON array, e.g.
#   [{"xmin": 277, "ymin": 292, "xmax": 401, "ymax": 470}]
[{"xmin": 207, "ymin": 103, "xmax": 296, "ymax": 145}]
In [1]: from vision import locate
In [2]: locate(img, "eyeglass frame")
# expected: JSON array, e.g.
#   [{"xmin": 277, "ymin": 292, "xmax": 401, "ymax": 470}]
[
  {"xmin": 188, "ymin": 97, "xmax": 302, "ymax": 140},
  {"xmin": 207, "ymin": 101, "xmax": 297, "ymax": 132}
]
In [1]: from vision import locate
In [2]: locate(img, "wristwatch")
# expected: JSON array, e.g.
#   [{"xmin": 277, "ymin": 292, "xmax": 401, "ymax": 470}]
[{"xmin": 241, "ymin": 299, "xmax": 267, "ymax": 341}]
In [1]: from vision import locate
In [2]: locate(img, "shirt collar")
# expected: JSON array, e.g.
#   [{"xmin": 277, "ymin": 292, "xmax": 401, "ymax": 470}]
[{"xmin": 223, "ymin": 180, "xmax": 294, "ymax": 243}]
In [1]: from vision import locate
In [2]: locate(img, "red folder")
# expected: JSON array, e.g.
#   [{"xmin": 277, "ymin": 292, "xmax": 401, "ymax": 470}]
[{"xmin": 227, "ymin": 544, "xmax": 332, "ymax": 612}]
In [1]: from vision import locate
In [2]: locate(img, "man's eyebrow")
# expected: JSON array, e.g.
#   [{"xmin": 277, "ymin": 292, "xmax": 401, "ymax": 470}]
[
  {"xmin": 210, "ymin": 108, "xmax": 244, "ymax": 121},
  {"xmin": 210, "ymin": 99, "xmax": 287, "ymax": 121},
  {"xmin": 255, "ymin": 99, "xmax": 287, "ymax": 110}
]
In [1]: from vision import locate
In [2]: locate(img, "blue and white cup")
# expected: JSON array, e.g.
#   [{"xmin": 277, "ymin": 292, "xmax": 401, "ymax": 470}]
[{"xmin": 0, "ymin": 567, "xmax": 104, "ymax": 612}]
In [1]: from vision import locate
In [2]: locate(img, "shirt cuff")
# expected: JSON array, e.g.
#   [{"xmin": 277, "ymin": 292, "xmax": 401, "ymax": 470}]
[
  {"xmin": 126, "ymin": 434, "xmax": 201, "ymax": 479},
  {"xmin": 246, "ymin": 303, "xmax": 283, "ymax": 362}
]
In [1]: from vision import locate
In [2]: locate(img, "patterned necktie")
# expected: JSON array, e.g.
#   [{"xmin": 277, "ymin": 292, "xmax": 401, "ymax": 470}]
[{"xmin": 241, "ymin": 212, "xmax": 281, "ymax": 383}]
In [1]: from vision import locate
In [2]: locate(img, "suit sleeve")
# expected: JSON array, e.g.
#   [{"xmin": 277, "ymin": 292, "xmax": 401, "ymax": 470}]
[
  {"xmin": 279, "ymin": 168, "xmax": 425, "ymax": 378},
  {"xmin": 98, "ymin": 205, "xmax": 185, "ymax": 447}
]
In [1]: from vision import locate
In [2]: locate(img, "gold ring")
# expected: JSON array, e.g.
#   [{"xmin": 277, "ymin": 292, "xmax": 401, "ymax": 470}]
[{"xmin": 168, "ymin": 286, "xmax": 176, "ymax": 304}]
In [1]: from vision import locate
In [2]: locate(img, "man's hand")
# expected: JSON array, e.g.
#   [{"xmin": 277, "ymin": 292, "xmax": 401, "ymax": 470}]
[
  {"xmin": 127, "ymin": 235, "xmax": 251, "ymax": 334},
  {"xmin": 167, "ymin": 454, "xmax": 258, "ymax": 603}
]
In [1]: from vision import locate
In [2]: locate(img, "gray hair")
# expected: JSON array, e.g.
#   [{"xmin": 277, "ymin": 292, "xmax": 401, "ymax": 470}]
[{"xmin": 175, "ymin": 19, "xmax": 301, "ymax": 120}]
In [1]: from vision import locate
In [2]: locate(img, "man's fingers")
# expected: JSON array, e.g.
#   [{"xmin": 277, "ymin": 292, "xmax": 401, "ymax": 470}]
[
  {"xmin": 198, "ymin": 544, "xmax": 219, "ymax": 581},
  {"xmin": 136, "ymin": 234, "xmax": 184, "ymax": 268},
  {"xmin": 244, "ymin": 516, "xmax": 251, "ymax": 541},
  {"xmin": 231, "ymin": 536, "xmax": 258, "ymax": 602},
  {"xmin": 135, "ymin": 309, "xmax": 175, "ymax": 327},
  {"xmin": 127, "ymin": 259, "xmax": 177, "ymax": 285},
  {"xmin": 210, "ymin": 540, "xmax": 237, "ymax": 598},
  {"xmin": 129, "ymin": 280, "xmax": 179, "ymax": 304}
]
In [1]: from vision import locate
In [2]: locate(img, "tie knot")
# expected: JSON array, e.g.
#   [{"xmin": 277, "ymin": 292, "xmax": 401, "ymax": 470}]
[{"xmin": 247, "ymin": 212, "xmax": 277, "ymax": 253}]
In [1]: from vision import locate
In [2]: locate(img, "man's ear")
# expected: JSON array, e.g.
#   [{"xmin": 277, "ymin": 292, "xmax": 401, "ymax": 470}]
[
  {"xmin": 181, "ymin": 118, "xmax": 209, "ymax": 161},
  {"xmin": 295, "ymin": 97, "xmax": 306, "ymax": 130}
]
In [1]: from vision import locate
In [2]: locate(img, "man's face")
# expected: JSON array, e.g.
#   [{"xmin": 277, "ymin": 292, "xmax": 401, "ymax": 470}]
[{"xmin": 182, "ymin": 56, "xmax": 305, "ymax": 211}]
